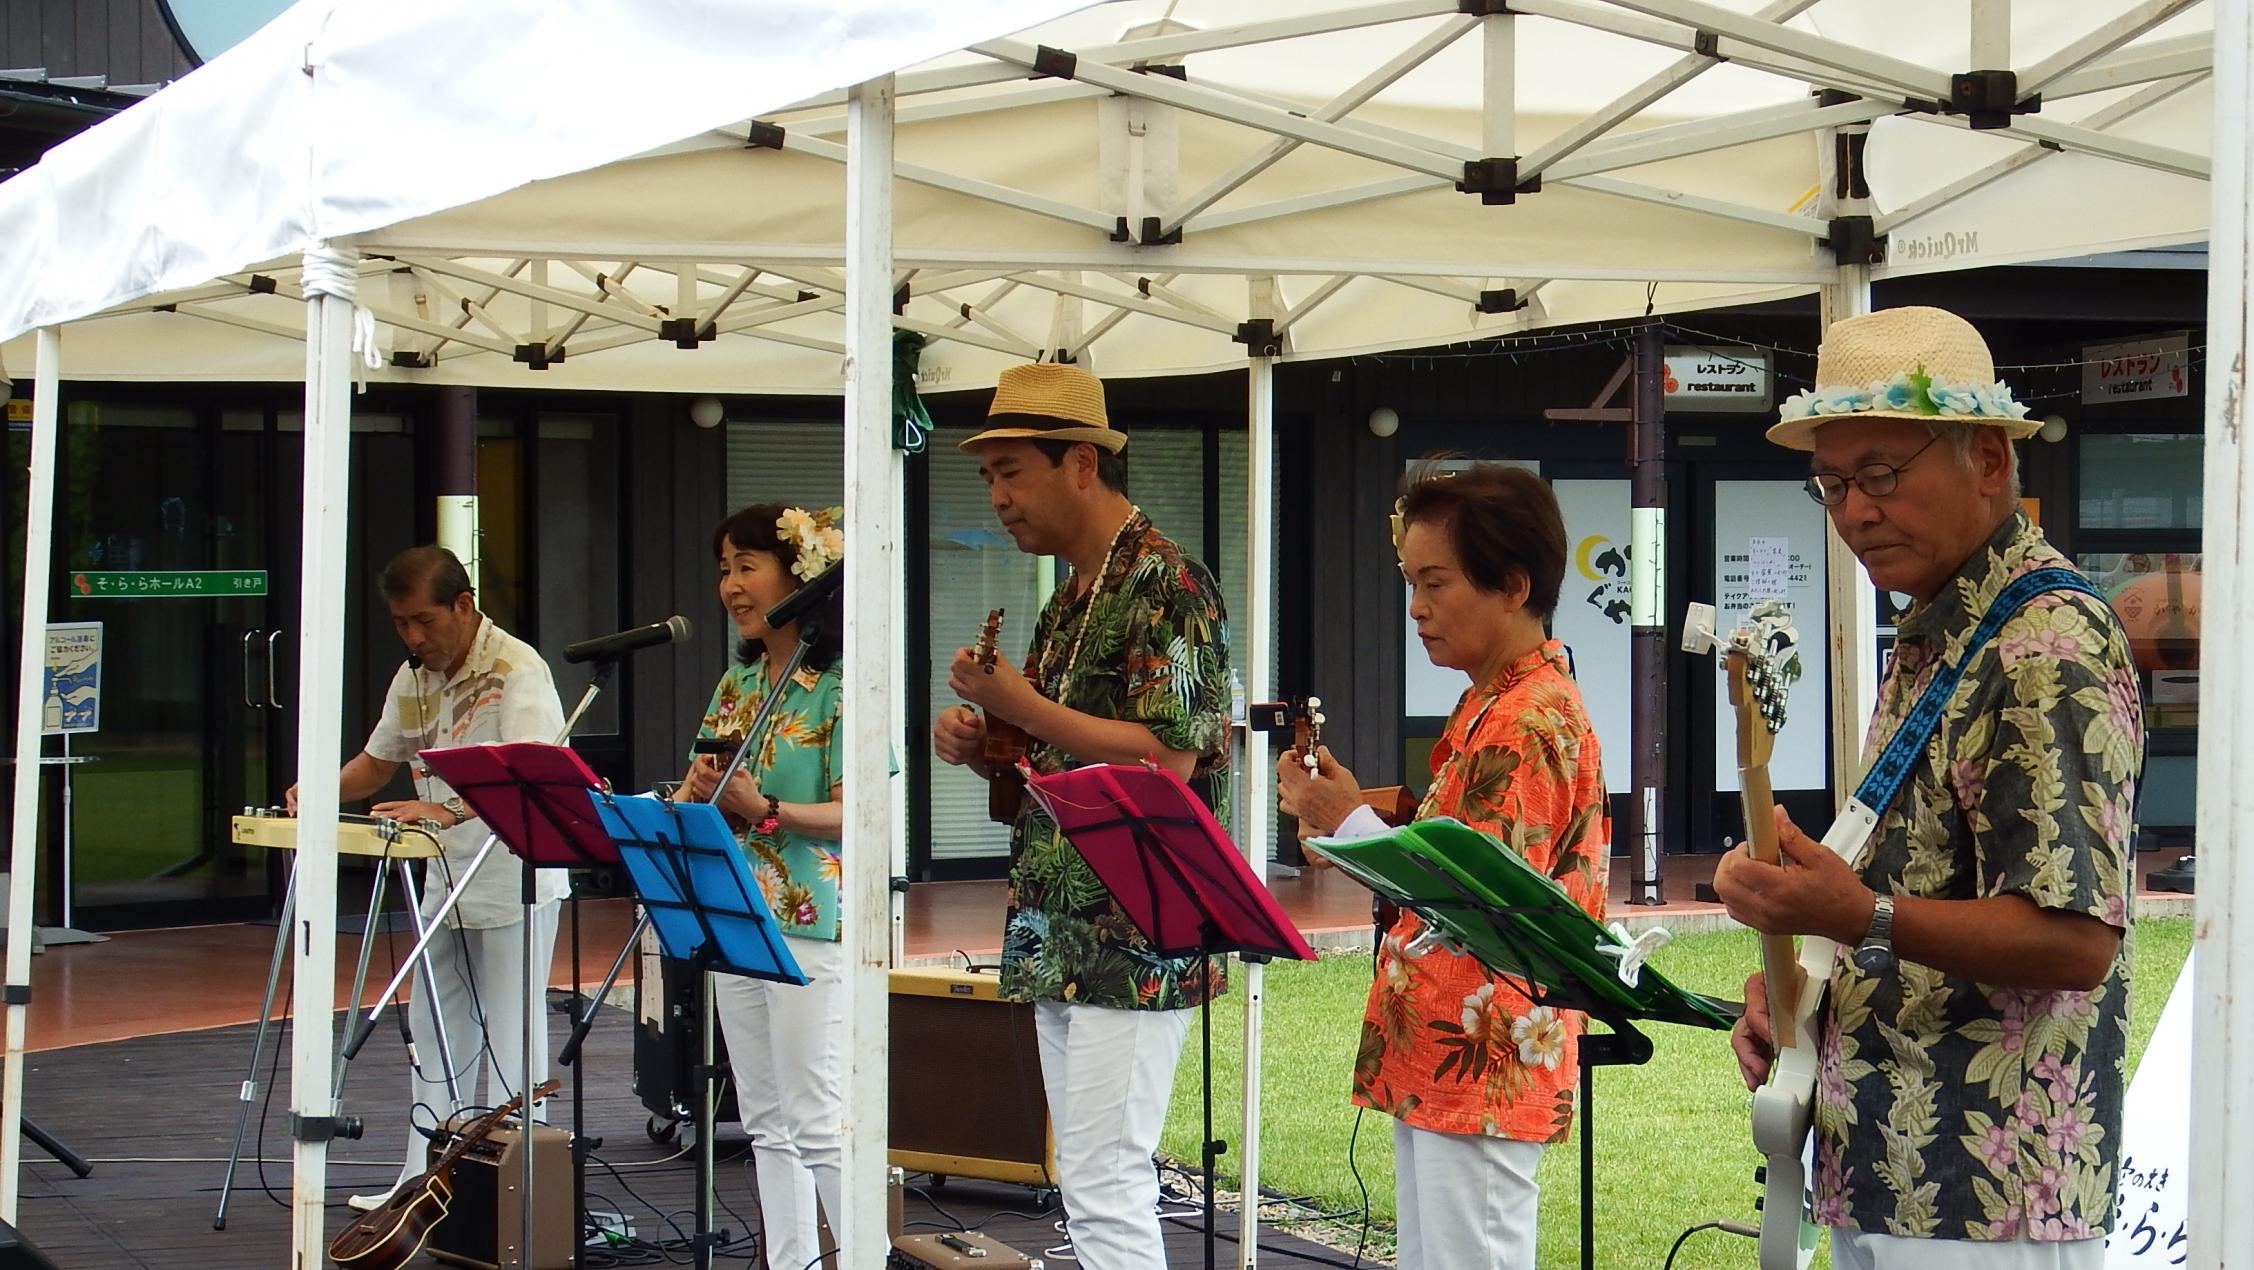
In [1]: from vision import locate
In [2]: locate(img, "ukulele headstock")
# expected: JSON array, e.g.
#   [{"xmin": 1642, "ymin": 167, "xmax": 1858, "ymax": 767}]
[
  {"xmin": 975, "ymin": 608, "xmax": 1003, "ymax": 675},
  {"xmin": 1291, "ymin": 696, "xmax": 1326, "ymax": 773}
]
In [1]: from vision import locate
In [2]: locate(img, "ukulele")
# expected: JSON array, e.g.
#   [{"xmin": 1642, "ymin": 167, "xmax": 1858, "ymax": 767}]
[
  {"xmin": 328, "ymin": 1079, "xmax": 560, "ymax": 1269},
  {"xmin": 974, "ymin": 609, "xmax": 1032, "ymax": 825},
  {"xmin": 1722, "ymin": 602, "xmax": 1820, "ymax": 1270}
]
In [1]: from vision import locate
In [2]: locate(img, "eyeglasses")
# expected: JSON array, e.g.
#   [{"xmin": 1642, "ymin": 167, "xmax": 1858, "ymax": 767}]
[{"xmin": 1803, "ymin": 434, "xmax": 1942, "ymax": 507}]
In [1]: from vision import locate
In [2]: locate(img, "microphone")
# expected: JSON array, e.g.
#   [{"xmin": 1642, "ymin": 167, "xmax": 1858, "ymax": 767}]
[
  {"xmin": 564, "ymin": 615, "xmax": 692, "ymax": 664},
  {"xmin": 763, "ymin": 560, "xmax": 843, "ymax": 633}
]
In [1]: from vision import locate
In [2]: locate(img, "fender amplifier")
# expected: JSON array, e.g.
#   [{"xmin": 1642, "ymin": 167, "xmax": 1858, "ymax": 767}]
[
  {"xmin": 888, "ymin": 968, "xmax": 1054, "ymax": 1187},
  {"xmin": 422, "ymin": 1119, "xmax": 575, "ymax": 1270}
]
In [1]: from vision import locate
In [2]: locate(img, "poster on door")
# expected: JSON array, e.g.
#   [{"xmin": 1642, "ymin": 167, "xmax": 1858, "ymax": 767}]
[
  {"xmin": 1710, "ymin": 482, "xmax": 1827, "ymax": 792},
  {"xmin": 1552, "ymin": 480, "xmax": 1631, "ymax": 794},
  {"xmin": 2104, "ymin": 953, "xmax": 2191, "ymax": 1267}
]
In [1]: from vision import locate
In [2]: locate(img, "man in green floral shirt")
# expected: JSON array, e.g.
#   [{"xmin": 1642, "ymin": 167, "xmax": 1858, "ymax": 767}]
[
  {"xmin": 935, "ymin": 361, "xmax": 1232, "ymax": 1270},
  {"xmin": 1717, "ymin": 307, "xmax": 2140, "ymax": 1270}
]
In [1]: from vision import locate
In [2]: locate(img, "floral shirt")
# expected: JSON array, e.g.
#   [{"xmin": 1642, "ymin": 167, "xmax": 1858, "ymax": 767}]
[
  {"xmin": 692, "ymin": 656, "xmax": 845, "ymax": 942},
  {"xmin": 1351, "ymin": 641, "xmax": 1609, "ymax": 1140},
  {"xmin": 1814, "ymin": 510, "xmax": 2141, "ymax": 1241},
  {"xmin": 999, "ymin": 510, "xmax": 1234, "ymax": 1011},
  {"xmin": 364, "ymin": 616, "xmax": 567, "ymax": 929}
]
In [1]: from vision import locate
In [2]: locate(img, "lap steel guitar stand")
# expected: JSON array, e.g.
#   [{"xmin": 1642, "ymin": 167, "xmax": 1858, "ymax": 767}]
[{"xmin": 214, "ymin": 810, "xmax": 457, "ymax": 1231}]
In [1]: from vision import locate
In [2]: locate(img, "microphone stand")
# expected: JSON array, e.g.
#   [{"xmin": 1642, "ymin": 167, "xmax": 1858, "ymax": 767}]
[{"xmin": 559, "ymin": 626, "xmax": 820, "ymax": 1270}]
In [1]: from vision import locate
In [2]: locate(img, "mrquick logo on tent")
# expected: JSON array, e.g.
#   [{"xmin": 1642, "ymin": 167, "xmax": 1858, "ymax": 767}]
[{"xmin": 1893, "ymin": 230, "xmax": 1982, "ymax": 262}]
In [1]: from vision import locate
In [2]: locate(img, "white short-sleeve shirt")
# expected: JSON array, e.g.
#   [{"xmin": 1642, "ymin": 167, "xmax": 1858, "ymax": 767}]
[{"xmin": 364, "ymin": 615, "xmax": 567, "ymax": 928}]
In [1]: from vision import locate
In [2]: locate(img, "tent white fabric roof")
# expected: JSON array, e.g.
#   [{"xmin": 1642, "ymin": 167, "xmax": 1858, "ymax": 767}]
[{"xmin": 0, "ymin": 0, "xmax": 2215, "ymax": 391}]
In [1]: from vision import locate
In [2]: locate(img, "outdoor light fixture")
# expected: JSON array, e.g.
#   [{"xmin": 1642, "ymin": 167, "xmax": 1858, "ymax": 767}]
[
  {"xmin": 2037, "ymin": 414, "xmax": 2069, "ymax": 443},
  {"xmin": 688, "ymin": 396, "xmax": 725, "ymax": 429},
  {"xmin": 1368, "ymin": 406, "xmax": 1400, "ymax": 438}
]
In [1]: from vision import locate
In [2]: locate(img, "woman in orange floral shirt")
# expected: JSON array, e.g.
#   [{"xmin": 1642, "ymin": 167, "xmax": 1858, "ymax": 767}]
[{"xmin": 1278, "ymin": 461, "xmax": 1609, "ymax": 1270}]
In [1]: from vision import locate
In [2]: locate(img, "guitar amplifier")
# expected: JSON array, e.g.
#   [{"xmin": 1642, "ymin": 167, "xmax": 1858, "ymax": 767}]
[
  {"xmin": 422, "ymin": 1119, "xmax": 575, "ymax": 1270},
  {"xmin": 888, "ymin": 968, "xmax": 1054, "ymax": 1187}
]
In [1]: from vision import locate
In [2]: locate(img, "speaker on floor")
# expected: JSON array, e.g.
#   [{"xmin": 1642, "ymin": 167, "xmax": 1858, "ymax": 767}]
[
  {"xmin": 888, "ymin": 968, "xmax": 1055, "ymax": 1187},
  {"xmin": 0, "ymin": 1219, "xmax": 60, "ymax": 1270}
]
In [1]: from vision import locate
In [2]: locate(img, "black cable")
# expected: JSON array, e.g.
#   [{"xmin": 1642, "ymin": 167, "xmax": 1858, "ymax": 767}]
[
  {"xmin": 1662, "ymin": 1220, "xmax": 1756, "ymax": 1270},
  {"xmin": 1346, "ymin": 1105, "xmax": 1372, "ymax": 1266},
  {"xmin": 252, "ymin": 960, "xmax": 294, "ymax": 1211}
]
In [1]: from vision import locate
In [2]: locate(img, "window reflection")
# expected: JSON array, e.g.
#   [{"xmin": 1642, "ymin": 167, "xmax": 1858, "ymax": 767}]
[{"xmin": 2079, "ymin": 551, "xmax": 2199, "ymax": 730}]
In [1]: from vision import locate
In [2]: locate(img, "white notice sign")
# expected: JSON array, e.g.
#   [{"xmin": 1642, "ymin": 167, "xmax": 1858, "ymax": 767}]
[
  {"xmin": 43, "ymin": 622, "xmax": 102, "ymax": 735},
  {"xmin": 1748, "ymin": 536, "xmax": 1789, "ymax": 597},
  {"xmin": 2104, "ymin": 954, "xmax": 2191, "ymax": 1268},
  {"xmin": 1711, "ymin": 483, "xmax": 1827, "ymax": 793},
  {"xmin": 2082, "ymin": 333, "xmax": 2189, "ymax": 405}
]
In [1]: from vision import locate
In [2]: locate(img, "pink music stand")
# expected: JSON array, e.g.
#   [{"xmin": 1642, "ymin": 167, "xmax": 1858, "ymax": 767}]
[
  {"xmin": 419, "ymin": 742, "xmax": 617, "ymax": 866},
  {"xmin": 1023, "ymin": 762, "xmax": 1315, "ymax": 962},
  {"xmin": 1023, "ymin": 761, "xmax": 1312, "ymax": 1270}
]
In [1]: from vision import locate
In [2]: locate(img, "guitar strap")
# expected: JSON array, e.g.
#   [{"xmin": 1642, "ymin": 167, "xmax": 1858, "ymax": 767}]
[{"xmin": 1828, "ymin": 566, "xmax": 2102, "ymax": 870}]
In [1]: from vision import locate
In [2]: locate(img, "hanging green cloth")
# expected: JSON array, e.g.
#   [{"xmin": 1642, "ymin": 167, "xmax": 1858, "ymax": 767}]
[{"xmin": 893, "ymin": 329, "xmax": 934, "ymax": 454}]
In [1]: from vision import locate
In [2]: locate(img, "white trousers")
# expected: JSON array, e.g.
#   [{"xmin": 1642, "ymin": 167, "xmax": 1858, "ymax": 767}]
[
  {"xmin": 1034, "ymin": 1001, "xmax": 1192, "ymax": 1270},
  {"xmin": 1832, "ymin": 1230, "xmax": 2105, "ymax": 1270},
  {"xmin": 1392, "ymin": 1120, "xmax": 1545, "ymax": 1270},
  {"xmin": 713, "ymin": 935, "xmax": 846, "ymax": 1270},
  {"xmin": 395, "ymin": 902, "xmax": 561, "ymax": 1183}
]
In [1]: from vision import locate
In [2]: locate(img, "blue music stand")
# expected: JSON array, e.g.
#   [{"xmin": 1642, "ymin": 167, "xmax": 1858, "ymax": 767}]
[{"xmin": 593, "ymin": 793, "xmax": 806, "ymax": 986}]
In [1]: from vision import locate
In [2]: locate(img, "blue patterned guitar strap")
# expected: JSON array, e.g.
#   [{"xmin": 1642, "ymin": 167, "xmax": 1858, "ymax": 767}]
[{"xmin": 1815, "ymin": 567, "xmax": 2103, "ymax": 868}]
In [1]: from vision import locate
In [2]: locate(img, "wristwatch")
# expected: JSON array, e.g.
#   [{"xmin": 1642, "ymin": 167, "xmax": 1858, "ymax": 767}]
[
  {"xmin": 1855, "ymin": 893, "xmax": 1896, "ymax": 967},
  {"xmin": 442, "ymin": 796, "xmax": 471, "ymax": 829}
]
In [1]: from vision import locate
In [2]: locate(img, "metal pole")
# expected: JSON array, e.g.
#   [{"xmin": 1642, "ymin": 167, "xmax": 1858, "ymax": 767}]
[
  {"xmin": 288, "ymin": 243, "xmax": 359, "ymax": 1265},
  {"xmin": 839, "ymin": 71, "xmax": 899, "ymax": 1270},
  {"xmin": 1818, "ymin": 106, "xmax": 1879, "ymax": 800},
  {"xmin": 433, "ymin": 386, "xmax": 479, "ymax": 595},
  {"xmin": 0, "ymin": 326, "xmax": 59, "ymax": 1223},
  {"xmin": 1625, "ymin": 323, "xmax": 1666, "ymax": 905},
  {"xmin": 1237, "ymin": 279, "xmax": 1280, "ymax": 1268},
  {"xmin": 2193, "ymin": 5, "xmax": 2254, "ymax": 1264}
]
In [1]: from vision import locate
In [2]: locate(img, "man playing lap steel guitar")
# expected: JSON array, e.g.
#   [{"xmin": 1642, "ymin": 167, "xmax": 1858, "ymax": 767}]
[
  {"xmin": 933, "ymin": 361, "xmax": 1232, "ymax": 1270},
  {"xmin": 1713, "ymin": 308, "xmax": 2142, "ymax": 1270}
]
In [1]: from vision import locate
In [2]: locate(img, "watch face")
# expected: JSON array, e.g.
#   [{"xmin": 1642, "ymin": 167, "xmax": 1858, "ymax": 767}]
[{"xmin": 1851, "ymin": 943, "xmax": 1894, "ymax": 974}]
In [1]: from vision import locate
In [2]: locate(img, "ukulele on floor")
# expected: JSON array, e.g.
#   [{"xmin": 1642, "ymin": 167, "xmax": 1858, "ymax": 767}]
[
  {"xmin": 328, "ymin": 1079, "xmax": 559, "ymax": 1270},
  {"xmin": 974, "ymin": 608, "xmax": 1033, "ymax": 825}
]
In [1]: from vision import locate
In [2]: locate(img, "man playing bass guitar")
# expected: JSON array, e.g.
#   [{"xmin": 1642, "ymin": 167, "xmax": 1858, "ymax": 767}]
[{"xmin": 1714, "ymin": 307, "xmax": 2142, "ymax": 1270}]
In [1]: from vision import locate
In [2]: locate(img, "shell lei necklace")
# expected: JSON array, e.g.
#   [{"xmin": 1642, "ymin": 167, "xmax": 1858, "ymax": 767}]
[{"xmin": 1039, "ymin": 504, "xmax": 1141, "ymax": 699}]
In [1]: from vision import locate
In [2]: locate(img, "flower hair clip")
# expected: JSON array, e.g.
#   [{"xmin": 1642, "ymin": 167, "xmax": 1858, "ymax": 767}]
[{"xmin": 776, "ymin": 506, "xmax": 844, "ymax": 580}]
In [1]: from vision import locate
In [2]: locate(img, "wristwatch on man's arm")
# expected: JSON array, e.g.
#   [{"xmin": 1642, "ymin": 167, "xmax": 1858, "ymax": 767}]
[{"xmin": 1853, "ymin": 892, "xmax": 1896, "ymax": 969}]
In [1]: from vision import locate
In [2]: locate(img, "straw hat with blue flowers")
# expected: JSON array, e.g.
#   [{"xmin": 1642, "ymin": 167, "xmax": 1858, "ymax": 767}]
[{"xmin": 1767, "ymin": 306, "xmax": 2037, "ymax": 451}]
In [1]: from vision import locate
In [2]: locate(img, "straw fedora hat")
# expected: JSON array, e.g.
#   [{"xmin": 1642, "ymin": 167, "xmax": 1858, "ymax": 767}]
[
  {"xmin": 959, "ymin": 361, "xmax": 1128, "ymax": 454},
  {"xmin": 1766, "ymin": 306, "xmax": 2037, "ymax": 451}
]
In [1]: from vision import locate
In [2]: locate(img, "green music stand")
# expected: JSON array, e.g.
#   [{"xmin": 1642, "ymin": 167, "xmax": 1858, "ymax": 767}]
[{"xmin": 1312, "ymin": 817, "xmax": 1736, "ymax": 1270}]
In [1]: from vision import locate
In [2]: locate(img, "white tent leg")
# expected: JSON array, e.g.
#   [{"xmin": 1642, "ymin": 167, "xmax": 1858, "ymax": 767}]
[
  {"xmin": 2194, "ymin": 4, "xmax": 2254, "ymax": 1264},
  {"xmin": 1818, "ymin": 270, "xmax": 1876, "ymax": 798},
  {"xmin": 289, "ymin": 245, "xmax": 358, "ymax": 1265},
  {"xmin": 1237, "ymin": 277, "xmax": 1280, "ymax": 1269},
  {"xmin": 1, "ymin": 327, "xmax": 61, "ymax": 1224},
  {"xmin": 840, "ymin": 72, "xmax": 897, "ymax": 1270}
]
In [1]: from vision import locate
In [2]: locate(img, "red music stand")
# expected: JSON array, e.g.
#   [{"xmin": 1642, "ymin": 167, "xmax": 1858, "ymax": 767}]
[
  {"xmin": 1021, "ymin": 762, "xmax": 1314, "ymax": 1270},
  {"xmin": 418, "ymin": 742, "xmax": 617, "ymax": 867}
]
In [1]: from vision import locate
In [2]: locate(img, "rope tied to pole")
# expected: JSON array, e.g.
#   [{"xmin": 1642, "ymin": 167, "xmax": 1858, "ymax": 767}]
[{"xmin": 300, "ymin": 245, "xmax": 383, "ymax": 374}]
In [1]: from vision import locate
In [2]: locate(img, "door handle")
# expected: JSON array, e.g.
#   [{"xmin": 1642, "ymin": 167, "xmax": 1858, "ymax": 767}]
[
  {"xmin": 267, "ymin": 629, "xmax": 287, "ymax": 710},
  {"xmin": 242, "ymin": 629, "xmax": 265, "ymax": 709}
]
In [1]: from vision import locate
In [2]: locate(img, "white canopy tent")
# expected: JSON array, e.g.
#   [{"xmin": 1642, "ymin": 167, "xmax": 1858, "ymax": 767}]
[{"xmin": 0, "ymin": 0, "xmax": 2245, "ymax": 1265}]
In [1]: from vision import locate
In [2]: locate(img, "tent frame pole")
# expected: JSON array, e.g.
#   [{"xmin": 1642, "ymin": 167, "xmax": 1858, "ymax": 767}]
[
  {"xmin": 840, "ymin": 71, "xmax": 898, "ymax": 1270},
  {"xmin": 1236, "ymin": 277, "xmax": 1281, "ymax": 1269},
  {"xmin": 2194, "ymin": 4, "xmax": 2254, "ymax": 1265},
  {"xmin": 0, "ymin": 328, "xmax": 61, "ymax": 1224},
  {"xmin": 288, "ymin": 243, "xmax": 358, "ymax": 1264}
]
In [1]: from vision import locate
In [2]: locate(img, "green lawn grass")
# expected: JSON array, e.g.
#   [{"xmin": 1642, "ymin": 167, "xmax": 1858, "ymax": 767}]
[{"xmin": 1162, "ymin": 918, "xmax": 2193, "ymax": 1269}]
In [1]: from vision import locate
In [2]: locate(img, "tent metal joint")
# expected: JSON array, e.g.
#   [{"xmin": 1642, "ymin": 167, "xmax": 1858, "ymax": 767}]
[
  {"xmin": 1822, "ymin": 214, "xmax": 1886, "ymax": 266},
  {"xmin": 1136, "ymin": 215, "xmax": 1183, "ymax": 246},
  {"xmin": 0, "ymin": 986, "xmax": 26, "ymax": 1007},
  {"xmin": 658, "ymin": 316, "xmax": 703, "ymax": 348},
  {"xmin": 390, "ymin": 350, "xmax": 433, "ymax": 369},
  {"xmin": 1477, "ymin": 287, "xmax": 1530, "ymax": 314},
  {"xmin": 745, "ymin": 120, "xmax": 786, "ymax": 150},
  {"xmin": 1693, "ymin": 30, "xmax": 1722, "ymax": 60},
  {"xmin": 1234, "ymin": 317, "xmax": 1282, "ymax": 356},
  {"xmin": 1458, "ymin": 0, "xmax": 1516, "ymax": 14},
  {"xmin": 247, "ymin": 274, "xmax": 277, "ymax": 295},
  {"xmin": 287, "ymin": 1112, "xmax": 358, "ymax": 1145},
  {"xmin": 1950, "ymin": 69, "xmax": 2038, "ymax": 129},
  {"xmin": 511, "ymin": 342, "xmax": 565, "ymax": 369},
  {"xmin": 1459, "ymin": 155, "xmax": 1538, "ymax": 204},
  {"xmin": 1032, "ymin": 44, "xmax": 1078, "ymax": 80}
]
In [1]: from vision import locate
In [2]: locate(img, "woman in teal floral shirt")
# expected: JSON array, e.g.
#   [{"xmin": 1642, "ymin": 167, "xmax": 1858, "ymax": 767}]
[{"xmin": 680, "ymin": 503, "xmax": 845, "ymax": 1270}]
